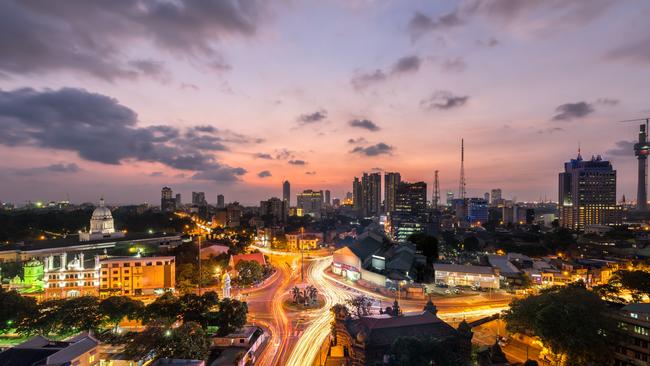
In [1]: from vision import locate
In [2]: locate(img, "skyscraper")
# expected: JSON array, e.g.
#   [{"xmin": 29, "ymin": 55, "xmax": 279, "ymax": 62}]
[
  {"xmin": 634, "ymin": 123, "xmax": 648, "ymax": 210},
  {"xmin": 283, "ymin": 180, "xmax": 291, "ymax": 206},
  {"xmin": 384, "ymin": 172, "xmax": 401, "ymax": 213},
  {"xmin": 161, "ymin": 187, "xmax": 175, "ymax": 212},
  {"xmin": 490, "ymin": 189, "xmax": 502, "ymax": 206},
  {"xmin": 260, "ymin": 197, "xmax": 288, "ymax": 224},
  {"xmin": 353, "ymin": 177, "xmax": 362, "ymax": 211},
  {"xmin": 217, "ymin": 194, "xmax": 225, "ymax": 209},
  {"xmin": 390, "ymin": 181, "xmax": 427, "ymax": 241},
  {"xmin": 296, "ymin": 190, "xmax": 323, "ymax": 218},
  {"xmin": 446, "ymin": 191, "xmax": 455, "ymax": 207},
  {"xmin": 325, "ymin": 190, "xmax": 331, "ymax": 205},
  {"xmin": 361, "ymin": 172, "xmax": 381, "ymax": 217},
  {"xmin": 558, "ymin": 152, "xmax": 620, "ymax": 230},
  {"xmin": 192, "ymin": 191, "xmax": 206, "ymax": 206},
  {"xmin": 175, "ymin": 193, "xmax": 182, "ymax": 208}
]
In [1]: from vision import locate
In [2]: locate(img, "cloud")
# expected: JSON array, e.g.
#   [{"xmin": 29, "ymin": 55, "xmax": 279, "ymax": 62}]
[
  {"xmin": 288, "ymin": 160, "xmax": 307, "ymax": 165},
  {"xmin": 351, "ymin": 70, "xmax": 388, "ymax": 90},
  {"xmin": 391, "ymin": 55, "xmax": 422, "ymax": 74},
  {"xmin": 254, "ymin": 153, "xmax": 273, "ymax": 159},
  {"xmin": 420, "ymin": 91, "xmax": 469, "ymax": 110},
  {"xmin": 348, "ymin": 137, "xmax": 368, "ymax": 145},
  {"xmin": 149, "ymin": 171, "xmax": 164, "ymax": 177},
  {"xmin": 552, "ymin": 102, "xmax": 594, "ymax": 121},
  {"xmin": 537, "ymin": 127, "xmax": 564, "ymax": 134},
  {"xmin": 351, "ymin": 55, "xmax": 422, "ymax": 90},
  {"xmin": 596, "ymin": 98, "xmax": 620, "ymax": 106},
  {"xmin": 305, "ymin": 171, "xmax": 316, "ymax": 175},
  {"xmin": 257, "ymin": 170, "xmax": 272, "ymax": 178},
  {"xmin": 0, "ymin": 1, "xmax": 264, "ymax": 80},
  {"xmin": 181, "ymin": 83, "xmax": 200, "ymax": 91},
  {"xmin": 349, "ymin": 119, "xmax": 380, "ymax": 131},
  {"xmin": 46, "ymin": 163, "xmax": 82, "ymax": 173},
  {"xmin": 275, "ymin": 149, "xmax": 295, "ymax": 160},
  {"xmin": 297, "ymin": 109, "xmax": 328, "ymax": 125},
  {"xmin": 351, "ymin": 143, "xmax": 393, "ymax": 156},
  {"xmin": 407, "ymin": 11, "xmax": 463, "ymax": 40},
  {"xmin": 0, "ymin": 87, "xmax": 248, "ymax": 182},
  {"xmin": 606, "ymin": 36, "xmax": 650, "ymax": 65},
  {"xmin": 192, "ymin": 166, "xmax": 247, "ymax": 182},
  {"xmin": 476, "ymin": 37, "xmax": 499, "ymax": 47},
  {"xmin": 441, "ymin": 57, "xmax": 467, "ymax": 72},
  {"xmin": 606, "ymin": 140, "xmax": 634, "ymax": 156}
]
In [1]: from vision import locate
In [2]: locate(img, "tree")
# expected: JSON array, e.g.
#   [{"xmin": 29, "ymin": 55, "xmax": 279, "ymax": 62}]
[
  {"xmin": 346, "ymin": 295, "xmax": 373, "ymax": 318},
  {"xmin": 157, "ymin": 322, "xmax": 211, "ymax": 360},
  {"xmin": 408, "ymin": 233, "xmax": 439, "ymax": 265},
  {"xmin": 235, "ymin": 260, "xmax": 264, "ymax": 286},
  {"xmin": 330, "ymin": 304, "xmax": 349, "ymax": 320},
  {"xmin": 19, "ymin": 299, "xmax": 64, "ymax": 335},
  {"xmin": 141, "ymin": 293, "xmax": 181, "ymax": 326},
  {"xmin": 524, "ymin": 361, "xmax": 539, "ymax": 366},
  {"xmin": 99, "ymin": 296, "xmax": 144, "ymax": 330},
  {"xmin": 463, "ymin": 236, "xmax": 480, "ymax": 252},
  {"xmin": 179, "ymin": 291, "xmax": 219, "ymax": 328},
  {"xmin": 504, "ymin": 283, "xmax": 615, "ymax": 366},
  {"xmin": 0, "ymin": 288, "xmax": 37, "ymax": 334},
  {"xmin": 210, "ymin": 298, "xmax": 248, "ymax": 336},
  {"xmin": 291, "ymin": 286, "xmax": 302, "ymax": 303},
  {"xmin": 609, "ymin": 270, "xmax": 650, "ymax": 302},
  {"xmin": 56, "ymin": 296, "xmax": 102, "ymax": 334}
]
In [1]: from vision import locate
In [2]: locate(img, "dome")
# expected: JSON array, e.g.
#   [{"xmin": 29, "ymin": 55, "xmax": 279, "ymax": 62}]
[{"xmin": 89, "ymin": 197, "xmax": 115, "ymax": 235}]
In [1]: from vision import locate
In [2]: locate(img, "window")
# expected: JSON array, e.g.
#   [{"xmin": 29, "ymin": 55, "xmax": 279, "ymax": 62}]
[
  {"xmin": 634, "ymin": 326, "xmax": 649, "ymax": 336},
  {"xmin": 146, "ymin": 262, "xmax": 152, "ymax": 266},
  {"xmin": 631, "ymin": 313, "xmax": 639, "ymax": 319},
  {"xmin": 113, "ymin": 270, "xmax": 118, "ymax": 274},
  {"xmin": 112, "ymin": 277, "xmax": 118, "ymax": 281},
  {"xmin": 124, "ymin": 269, "xmax": 129, "ymax": 274},
  {"xmin": 123, "ymin": 263, "xmax": 130, "ymax": 267},
  {"xmin": 112, "ymin": 263, "xmax": 119, "ymax": 268},
  {"xmin": 135, "ymin": 262, "xmax": 141, "ymax": 267},
  {"xmin": 156, "ymin": 261, "xmax": 162, "ymax": 266},
  {"xmin": 101, "ymin": 271, "xmax": 107, "ymax": 275},
  {"xmin": 124, "ymin": 277, "xmax": 129, "ymax": 281}
]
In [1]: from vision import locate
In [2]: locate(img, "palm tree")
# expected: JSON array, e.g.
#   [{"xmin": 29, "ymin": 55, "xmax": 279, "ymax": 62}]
[{"xmin": 291, "ymin": 286, "xmax": 301, "ymax": 303}]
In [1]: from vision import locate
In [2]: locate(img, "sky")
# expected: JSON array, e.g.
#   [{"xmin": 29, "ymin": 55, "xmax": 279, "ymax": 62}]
[{"xmin": 0, "ymin": 0, "xmax": 649, "ymax": 206}]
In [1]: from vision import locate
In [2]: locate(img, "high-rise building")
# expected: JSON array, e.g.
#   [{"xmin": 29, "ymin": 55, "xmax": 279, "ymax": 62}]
[
  {"xmin": 325, "ymin": 190, "xmax": 331, "ymax": 205},
  {"xmin": 260, "ymin": 197, "xmax": 288, "ymax": 224},
  {"xmin": 634, "ymin": 123, "xmax": 648, "ymax": 210},
  {"xmin": 297, "ymin": 190, "xmax": 324, "ymax": 218},
  {"xmin": 283, "ymin": 181, "xmax": 291, "ymax": 206},
  {"xmin": 217, "ymin": 194, "xmax": 225, "ymax": 209},
  {"xmin": 390, "ymin": 181, "xmax": 427, "ymax": 242},
  {"xmin": 161, "ymin": 187, "xmax": 175, "ymax": 212},
  {"xmin": 483, "ymin": 192, "xmax": 490, "ymax": 203},
  {"xmin": 468, "ymin": 198, "xmax": 488, "ymax": 225},
  {"xmin": 360, "ymin": 172, "xmax": 381, "ymax": 217},
  {"xmin": 558, "ymin": 152, "xmax": 620, "ymax": 230},
  {"xmin": 384, "ymin": 172, "xmax": 401, "ymax": 213},
  {"xmin": 353, "ymin": 177, "xmax": 362, "ymax": 210},
  {"xmin": 446, "ymin": 191, "xmax": 455, "ymax": 207},
  {"xmin": 192, "ymin": 192, "xmax": 207, "ymax": 206},
  {"xmin": 490, "ymin": 189, "xmax": 502, "ymax": 206},
  {"xmin": 175, "ymin": 193, "xmax": 182, "ymax": 207}
]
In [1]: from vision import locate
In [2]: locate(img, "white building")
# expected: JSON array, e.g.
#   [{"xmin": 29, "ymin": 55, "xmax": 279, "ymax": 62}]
[
  {"xmin": 79, "ymin": 198, "xmax": 125, "ymax": 242},
  {"xmin": 433, "ymin": 263, "xmax": 500, "ymax": 289}
]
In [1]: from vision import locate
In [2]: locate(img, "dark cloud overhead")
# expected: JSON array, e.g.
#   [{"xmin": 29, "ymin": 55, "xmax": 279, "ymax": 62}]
[
  {"xmin": 606, "ymin": 140, "xmax": 634, "ymax": 156},
  {"xmin": 552, "ymin": 102, "xmax": 595, "ymax": 121},
  {"xmin": 0, "ymin": 0, "xmax": 264, "ymax": 80},
  {"xmin": 420, "ymin": 91, "xmax": 469, "ymax": 110},
  {"xmin": 297, "ymin": 109, "xmax": 328, "ymax": 125},
  {"xmin": 407, "ymin": 11, "xmax": 463, "ymax": 40},
  {"xmin": 349, "ymin": 119, "xmax": 380, "ymax": 131},
  {"xmin": 351, "ymin": 143, "xmax": 393, "ymax": 156},
  {"xmin": 0, "ymin": 87, "xmax": 249, "ymax": 182},
  {"xmin": 391, "ymin": 55, "xmax": 421, "ymax": 74},
  {"xmin": 288, "ymin": 159, "xmax": 307, "ymax": 165},
  {"xmin": 257, "ymin": 170, "xmax": 272, "ymax": 178}
]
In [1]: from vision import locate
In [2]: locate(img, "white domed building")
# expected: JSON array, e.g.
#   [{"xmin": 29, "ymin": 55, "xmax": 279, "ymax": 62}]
[{"xmin": 79, "ymin": 198, "xmax": 125, "ymax": 242}]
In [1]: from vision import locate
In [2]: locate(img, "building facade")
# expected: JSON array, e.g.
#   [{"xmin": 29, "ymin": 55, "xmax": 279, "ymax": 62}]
[
  {"xmin": 79, "ymin": 198, "xmax": 124, "ymax": 242},
  {"xmin": 384, "ymin": 172, "xmax": 401, "ymax": 213},
  {"xmin": 99, "ymin": 256, "xmax": 175, "ymax": 297},
  {"xmin": 260, "ymin": 197, "xmax": 288, "ymax": 224},
  {"xmin": 283, "ymin": 180, "xmax": 291, "ymax": 206},
  {"xmin": 161, "ymin": 187, "xmax": 175, "ymax": 212},
  {"xmin": 389, "ymin": 181, "xmax": 427, "ymax": 242},
  {"xmin": 613, "ymin": 303, "xmax": 650, "ymax": 366},
  {"xmin": 433, "ymin": 263, "xmax": 500, "ymax": 289},
  {"xmin": 559, "ymin": 153, "xmax": 621, "ymax": 230},
  {"xmin": 296, "ymin": 190, "xmax": 323, "ymax": 218},
  {"xmin": 217, "ymin": 194, "xmax": 225, "ymax": 209}
]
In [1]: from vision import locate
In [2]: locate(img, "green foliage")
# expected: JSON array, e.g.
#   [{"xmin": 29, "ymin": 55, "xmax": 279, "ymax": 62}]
[
  {"xmin": 408, "ymin": 233, "xmax": 439, "ymax": 264},
  {"xmin": 141, "ymin": 292, "xmax": 182, "ymax": 326},
  {"xmin": 19, "ymin": 296, "xmax": 102, "ymax": 336},
  {"xmin": 0, "ymin": 288, "xmax": 37, "ymax": 333},
  {"xmin": 125, "ymin": 321, "xmax": 211, "ymax": 360},
  {"xmin": 99, "ymin": 296, "xmax": 144, "ymax": 329},
  {"xmin": 542, "ymin": 228, "xmax": 575, "ymax": 251},
  {"xmin": 346, "ymin": 295, "xmax": 373, "ymax": 318},
  {"xmin": 179, "ymin": 292, "xmax": 219, "ymax": 328},
  {"xmin": 609, "ymin": 269, "xmax": 650, "ymax": 302},
  {"xmin": 211, "ymin": 298, "xmax": 248, "ymax": 336},
  {"xmin": 463, "ymin": 236, "xmax": 480, "ymax": 251},
  {"xmin": 504, "ymin": 283, "xmax": 615, "ymax": 366},
  {"xmin": 235, "ymin": 260, "xmax": 264, "ymax": 286}
]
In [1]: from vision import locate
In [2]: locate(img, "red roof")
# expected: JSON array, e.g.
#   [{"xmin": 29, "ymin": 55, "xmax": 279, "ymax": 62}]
[{"xmin": 229, "ymin": 252, "xmax": 266, "ymax": 267}]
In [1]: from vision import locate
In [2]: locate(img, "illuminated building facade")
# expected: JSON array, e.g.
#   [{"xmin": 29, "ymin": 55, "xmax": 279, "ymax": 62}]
[
  {"xmin": 79, "ymin": 198, "xmax": 124, "ymax": 242},
  {"xmin": 558, "ymin": 152, "xmax": 621, "ymax": 230},
  {"xmin": 44, "ymin": 253, "xmax": 100, "ymax": 299},
  {"xmin": 99, "ymin": 256, "xmax": 175, "ymax": 297},
  {"xmin": 389, "ymin": 181, "xmax": 427, "ymax": 242},
  {"xmin": 384, "ymin": 172, "xmax": 401, "ymax": 213},
  {"xmin": 296, "ymin": 190, "xmax": 323, "ymax": 218}
]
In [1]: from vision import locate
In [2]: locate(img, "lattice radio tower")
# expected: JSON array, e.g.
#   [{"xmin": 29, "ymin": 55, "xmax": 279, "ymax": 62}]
[{"xmin": 459, "ymin": 139, "xmax": 466, "ymax": 199}]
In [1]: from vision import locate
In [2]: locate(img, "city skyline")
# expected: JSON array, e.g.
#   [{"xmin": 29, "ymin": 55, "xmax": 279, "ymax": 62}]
[{"xmin": 1, "ymin": 1, "xmax": 650, "ymax": 205}]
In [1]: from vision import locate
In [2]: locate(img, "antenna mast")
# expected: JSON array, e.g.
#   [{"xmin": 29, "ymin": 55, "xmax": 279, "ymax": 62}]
[
  {"xmin": 459, "ymin": 139, "xmax": 466, "ymax": 199},
  {"xmin": 433, "ymin": 170, "xmax": 440, "ymax": 210}
]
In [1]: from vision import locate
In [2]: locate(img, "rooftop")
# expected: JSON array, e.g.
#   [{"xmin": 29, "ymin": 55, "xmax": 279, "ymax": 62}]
[{"xmin": 434, "ymin": 263, "xmax": 496, "ymax": 275}]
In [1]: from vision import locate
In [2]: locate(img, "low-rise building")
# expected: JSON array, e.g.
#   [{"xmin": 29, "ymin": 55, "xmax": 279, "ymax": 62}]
[
  {"xmin": 285, "ymin": 232, "xmax": 323, "ymax": 250},
  {"xmin": 99, "ymin": 256, "xmax": 175, "ymax": 297},
  {"xmin": 0, "ymin": 332, "xmax": 100, "ymax": 366},
  {"xmin": 211, "ymin": 326, "xmax": 266, "ymax": 366},
  {"xmin": 44, "ymin": 253, "xmax": 99, "ymax": 299},
  {"xmin": 433, "ymin": 263, "xmax": 500, "ymax": 289}
]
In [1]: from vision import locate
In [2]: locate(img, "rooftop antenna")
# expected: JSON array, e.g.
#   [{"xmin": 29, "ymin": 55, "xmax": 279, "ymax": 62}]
[
  {"xmin": 433, "ymin": 170, "xmax": 440, "ymax": 210},
  {"xmin": 459, "ymin": 139, "xmax": 466, "ymax": 199}
]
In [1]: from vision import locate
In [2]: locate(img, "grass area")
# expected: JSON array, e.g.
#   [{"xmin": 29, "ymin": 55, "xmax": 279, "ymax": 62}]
[{"xmin": 283, "ymin": 296, "xmax": 325, "ymax": 312}]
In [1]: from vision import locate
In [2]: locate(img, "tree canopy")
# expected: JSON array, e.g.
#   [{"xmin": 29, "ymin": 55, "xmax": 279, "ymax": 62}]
[
  {"xmin": 408, "ymin": 233, "xmax": 439, "ymax": 264},
  {"xmin": 504, "ymin": 283, "xmax": 615, "ymax": 366}
]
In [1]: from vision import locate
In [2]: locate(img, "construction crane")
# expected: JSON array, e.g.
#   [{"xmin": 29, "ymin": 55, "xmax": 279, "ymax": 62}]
[{"xmin": 620, "ymin": 118, "xmax": 650, "ymax": 210}]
